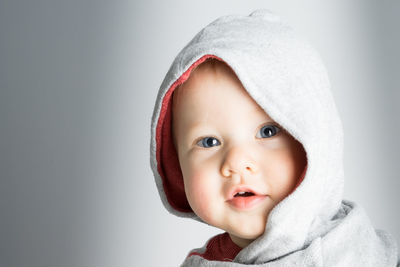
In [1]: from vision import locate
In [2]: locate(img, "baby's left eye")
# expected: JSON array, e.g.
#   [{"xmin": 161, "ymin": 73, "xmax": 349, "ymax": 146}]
[
  {"xmin": 196, "ymin": 137, "xmax": 221, "ymax": 148},
  {"xmin": 256, "ymin": 125, "xmax": 280, "ymax": 138}
]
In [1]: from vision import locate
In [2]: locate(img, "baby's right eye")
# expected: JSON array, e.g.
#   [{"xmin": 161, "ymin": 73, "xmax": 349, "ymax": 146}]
[{"xmin": 196, "ymin": 137, "xmax": 221, "ymax": 148}]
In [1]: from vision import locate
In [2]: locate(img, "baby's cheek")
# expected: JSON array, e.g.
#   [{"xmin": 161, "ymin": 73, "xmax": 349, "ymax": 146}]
[
  {"xmin": 271, "ymin": 151, "xmax": 299, "ymax": 198},
  {"xmin": 185, "ymin": 172, "xmax": 216, "ymax": 223}
]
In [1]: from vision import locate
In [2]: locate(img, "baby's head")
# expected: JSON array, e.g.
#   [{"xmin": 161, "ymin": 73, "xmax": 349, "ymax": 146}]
[{"xmin": 171, "ymin": 58, "xmax": 307, "ymax": 248}]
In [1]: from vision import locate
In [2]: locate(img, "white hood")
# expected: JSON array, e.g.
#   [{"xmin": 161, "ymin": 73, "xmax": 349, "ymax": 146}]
[{"xmin": 149, "ymin": 9, "xmax": 399, "ymax": 266}]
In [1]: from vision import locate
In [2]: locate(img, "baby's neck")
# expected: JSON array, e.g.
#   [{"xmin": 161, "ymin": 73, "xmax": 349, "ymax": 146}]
[{"xmin": 229, "ymin": 233, "xmax": 255, "ymax": 248}]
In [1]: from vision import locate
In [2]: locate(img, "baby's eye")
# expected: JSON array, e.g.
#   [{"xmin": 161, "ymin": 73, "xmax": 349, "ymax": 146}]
[
  {"xmin": 196, "ymin": 137, "xmax": 221, "ymax": 148},
  {"xmin": 256, "ymin": 124, "xmax": 280, "ymax": 138}
]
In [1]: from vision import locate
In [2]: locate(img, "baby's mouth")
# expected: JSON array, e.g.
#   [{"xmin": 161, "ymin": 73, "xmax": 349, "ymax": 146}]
[
  {"xmin": 227, "ymin": 191, "xmax": 267, "ymax": 211},
  {"xmin": 234, "ymin": 191, "xmax": 255, "ymax": 197},
  {"xmin": 226, "ymin": 185, "xmax": 266, "ymax": 201}
]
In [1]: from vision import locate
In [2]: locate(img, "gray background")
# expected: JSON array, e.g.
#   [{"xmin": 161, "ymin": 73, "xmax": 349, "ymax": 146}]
[{"xmin": 0, "ymin": 0, "xmax": 399, "ymax": 266}]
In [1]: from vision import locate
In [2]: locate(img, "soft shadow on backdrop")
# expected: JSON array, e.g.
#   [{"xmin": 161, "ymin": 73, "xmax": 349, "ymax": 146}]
[{"xmin": 0, "ymin": 1, "xmax": 398, "ymax": 266}]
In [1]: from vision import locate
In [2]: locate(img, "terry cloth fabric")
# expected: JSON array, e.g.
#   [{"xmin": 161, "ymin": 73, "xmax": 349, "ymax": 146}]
[{"xmin": 149, "ymin": 9, "xmax": 399, "ymax": 266}]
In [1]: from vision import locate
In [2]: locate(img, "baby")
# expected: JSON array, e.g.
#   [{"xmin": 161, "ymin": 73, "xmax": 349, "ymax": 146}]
[
  {"xmin": 171, "ymin": 58, "xmax": 307, "ymax": 249},
  {"xmin": 150, "ymin": 9, "xmax": 399, "ymax": 266}
]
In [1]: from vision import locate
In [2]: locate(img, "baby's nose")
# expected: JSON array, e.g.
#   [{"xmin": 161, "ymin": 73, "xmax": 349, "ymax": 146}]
[{"xmin": 220, "ymin": 146, "xmax": 259, "ymax": 177}]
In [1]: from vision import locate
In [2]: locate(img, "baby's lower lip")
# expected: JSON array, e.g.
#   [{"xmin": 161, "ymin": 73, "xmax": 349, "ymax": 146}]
[{"xmin": 226, "ymin": 195, "xmax": 267, "ymax": 211}]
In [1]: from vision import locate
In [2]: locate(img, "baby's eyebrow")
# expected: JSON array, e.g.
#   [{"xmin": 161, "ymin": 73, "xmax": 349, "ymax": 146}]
[
  {"xmin": 185, "ymin": 122, "xmax": 211, "ymax": 135},
  {"xmin": 183, "ymin": 122, "xmax": 218, "ymax": 140},
  {"xmin": 248, "ymin": 107, "xmax": 274, "ymax": 122},
  {"xmin": 252, "ymin": 105, "xmax": 266, "ymax": 114},
  {"xmin": 184, "ymin": 119, "xmax": 277, "ymax": 137}
]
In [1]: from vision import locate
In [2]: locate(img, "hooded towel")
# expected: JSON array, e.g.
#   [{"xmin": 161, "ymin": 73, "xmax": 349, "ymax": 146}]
[{"xmin": 149, "ymin": 9, "xmax": 399, "ymax": 266}]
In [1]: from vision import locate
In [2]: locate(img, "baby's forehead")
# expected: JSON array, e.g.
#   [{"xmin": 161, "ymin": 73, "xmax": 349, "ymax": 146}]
[
  {"xmin": 172, "ymin": 63, "xmax": 269, "ymax": 117},
  {"xmin": 173, "ymin": 87, "xmax": 270, "ymax": 125},
  {"xmin": 173, "ymin": 61, "xmax": 247, "ymax": 103},
  {"xmin": 182, "ymin": 59, "xmax": 238, "ymax": 87}
]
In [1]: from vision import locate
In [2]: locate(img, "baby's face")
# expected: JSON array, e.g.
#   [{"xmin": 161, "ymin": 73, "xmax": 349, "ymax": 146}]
[{"xmin": 172, "ymin": 62, "xmax": 307, "ymax": 248}]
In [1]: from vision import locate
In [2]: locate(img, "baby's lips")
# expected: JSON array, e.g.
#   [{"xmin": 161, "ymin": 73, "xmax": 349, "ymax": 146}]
[
  {"xmin": 226, "ymin": 185, "xmax": 266, "ymax": 200},
  {"xmin": 226, "ymin": 194, "xmax": 268, "ymax": 211}
]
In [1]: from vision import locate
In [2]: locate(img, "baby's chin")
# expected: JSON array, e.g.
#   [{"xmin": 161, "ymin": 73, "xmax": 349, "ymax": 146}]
[
  {"xmin": 196, "ymin": 209, "xmax": 267, "ymax": 241},
  {"xmin": 231, "ymin": 227, "xmax": 265, "ymax": 240},
  {"xmin": 222, "ymin": 218, "xmax": 266, "ymax": 243},
  {"xmin": 232, "ymin": 217, "xmax": 267, "ymax": 239}
]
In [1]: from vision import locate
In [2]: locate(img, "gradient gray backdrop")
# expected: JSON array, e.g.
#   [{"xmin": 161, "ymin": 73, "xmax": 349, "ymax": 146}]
[{"xmin": 1, "ymin": 1, "xmax": 399, "ymax": 266}]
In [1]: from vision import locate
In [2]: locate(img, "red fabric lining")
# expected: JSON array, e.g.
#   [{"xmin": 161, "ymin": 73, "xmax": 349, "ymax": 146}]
[
  {"xmin": 188, "ymin": 232, "xmax": 243, "ymax": 262},
  {"xmin": 156, "ymin": 54, "xmax": 223, "ymax": 212}
]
